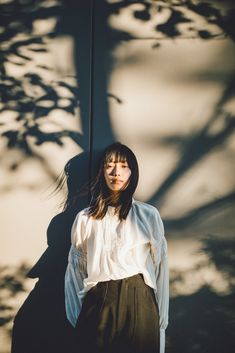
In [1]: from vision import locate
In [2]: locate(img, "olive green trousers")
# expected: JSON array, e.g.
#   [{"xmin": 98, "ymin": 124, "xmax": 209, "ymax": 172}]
[{"xmin": 75, "ymin": 274, "xmax": 160, "ymax": 353}]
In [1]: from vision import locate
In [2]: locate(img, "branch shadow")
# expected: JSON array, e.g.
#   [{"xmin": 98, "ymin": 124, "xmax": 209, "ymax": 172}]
[
  {"xmin": 0, "ymin": 1, "xmax": 234, "ymax": 352},
  {"xmin": 164, "ymin": 190, "xmax": 235, "ymax": 231},
  {"xmin": 167, "ymin": 235, "xmax": 235, "ymax": 353},
  {"xmin": 147, "ymin": 73, "xmax": 235, "ymax": 208},
  {"xmin": 1, "ymin": 0, "xmax": 233, "ymax": 161},
  {"xmin": 0, "ymin": 264, "xmax": 29, "ymax": 335}
]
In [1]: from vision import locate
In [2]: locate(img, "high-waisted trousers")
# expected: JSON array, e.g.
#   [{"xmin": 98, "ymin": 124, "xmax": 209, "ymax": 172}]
[{"xmin": 74, "ymin": 273, "xmax": 160, "ymax": 353}]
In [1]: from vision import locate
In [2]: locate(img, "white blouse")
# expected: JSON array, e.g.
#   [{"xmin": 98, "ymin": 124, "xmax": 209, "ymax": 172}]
[{"xmin": 65, "ymin": 199, "xmax": 169, "ymax": 353}]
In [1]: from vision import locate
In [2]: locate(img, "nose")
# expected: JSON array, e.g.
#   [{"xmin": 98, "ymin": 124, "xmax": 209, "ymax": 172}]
[{"xmin": 110, "ymin": 165, "xmax": 120, "ymax": 176}]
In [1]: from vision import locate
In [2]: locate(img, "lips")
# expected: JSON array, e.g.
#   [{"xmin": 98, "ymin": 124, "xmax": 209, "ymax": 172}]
[{"xmin": 111, "ymin": 179, "xmax": 123, "ymax": 184}]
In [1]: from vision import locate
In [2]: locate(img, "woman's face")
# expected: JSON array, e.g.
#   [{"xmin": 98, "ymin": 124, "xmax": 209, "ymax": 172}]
[{"xmin": 104, "ymin": 157, "xmax": 132, "ymax": 193}]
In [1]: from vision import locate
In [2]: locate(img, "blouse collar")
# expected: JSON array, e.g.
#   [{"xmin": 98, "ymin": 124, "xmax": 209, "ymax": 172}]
[{"xmin": 107, "ymin": 197, "xmax": 135, "ymax": 215}]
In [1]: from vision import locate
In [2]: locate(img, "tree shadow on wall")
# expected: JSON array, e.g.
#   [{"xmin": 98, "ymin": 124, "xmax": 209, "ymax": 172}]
[
  {"xmin": 167, "ymin": 236, "xmax": 235, "ymax": 353},
  {"xmin": 1, "ymin": 0, "xmax": 234, "ymax": 172},
  {"xmin": 7, "ymin": 233, "xmax": 235, "ymax": 353},
  {"xmin": 148, "ymin": 72, "xmax": 235, "ymax": 211},
  {"xmin": 0, "ymin": 264, "xmax": 29, "ymax": 338},
  {"xmin": 0, "ymin": 1, "xmax": 234, "ymax": 352},
  {"xmin": 0, "ymin": 0, "xmax": 116, "ymax": 175}
]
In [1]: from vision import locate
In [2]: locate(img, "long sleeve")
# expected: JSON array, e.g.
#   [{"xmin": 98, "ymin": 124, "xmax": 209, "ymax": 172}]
[
  {"xmin": 64, "ymin": 246, "xmax": 87, "ymax": 326},
  {"xmin": 151, "ymin": 210, "xmax": 169, "ymax": 353},
  {"xmin": 64, "ymin": 211, "xmax": 88, "ymax": 327},
  {"xmin": 156, "ymin": 236, "xmax": 169, "ymax": 353}
]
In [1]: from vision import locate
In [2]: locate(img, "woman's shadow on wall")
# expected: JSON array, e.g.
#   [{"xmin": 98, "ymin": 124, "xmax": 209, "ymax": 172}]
[{"xmin": 11, "ymin": 152, "xmax": 92, "ymax": 353}]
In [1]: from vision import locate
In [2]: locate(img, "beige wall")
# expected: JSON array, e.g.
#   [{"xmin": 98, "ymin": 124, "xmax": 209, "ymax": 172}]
[{"xmin": 1, "ymin": 1, "xmax": 235, "ymax": 352}]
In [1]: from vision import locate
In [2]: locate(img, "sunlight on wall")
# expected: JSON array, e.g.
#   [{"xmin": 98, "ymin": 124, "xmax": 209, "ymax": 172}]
[
  {"xmin": 0, "ymin": 7, "xmax": 83, "ymax": 350},
  {"xmin": 0, "ymin": 267, "xmax": 36, "ymax": 353},
  {"xmin": 108, "ymin": 1, "xmax": 222, "ymax": 40},
  {"xmin": 107, "ymin": 1, "xmax": 235, "ymax": 308},
  {"xmin": 168, "ymin": 237, "xmax": 233, "ymax": 297},
  {"xmin": 0, "ymin": 8, "xmax": 83, "ymax": 267},
  {"xmin": 1, "ymin": 1, "xmax": 235, "ymax": 352},
  {"xmin": 108, "ymin": 39, "xmax": 235, "ymax": 216}
]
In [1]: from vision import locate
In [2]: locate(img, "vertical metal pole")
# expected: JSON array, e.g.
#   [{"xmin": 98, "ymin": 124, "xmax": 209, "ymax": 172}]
[{"xmin": 88, "ymin": 0, "xmax": 95, "ymax": 200}]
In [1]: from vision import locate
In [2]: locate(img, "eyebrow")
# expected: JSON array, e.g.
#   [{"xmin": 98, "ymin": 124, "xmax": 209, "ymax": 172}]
[{"xmin": 106, "ymin": 160, "xmax": 128, "ymax": 164}]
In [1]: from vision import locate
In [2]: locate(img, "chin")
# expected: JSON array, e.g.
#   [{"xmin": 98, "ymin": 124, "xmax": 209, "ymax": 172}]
[{"xmin": 110, "ymin": 186, "xmax": 122, "ymax": 192}]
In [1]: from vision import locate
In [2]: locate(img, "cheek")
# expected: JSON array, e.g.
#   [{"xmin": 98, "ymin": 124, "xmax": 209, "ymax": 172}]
[
  {"xmin": 104, "ymin": 171, "xmax": 109, "ymax": 182},
  {"xmin": 125, "ymin": 169, "xmax": 132, "ymax": 179}
]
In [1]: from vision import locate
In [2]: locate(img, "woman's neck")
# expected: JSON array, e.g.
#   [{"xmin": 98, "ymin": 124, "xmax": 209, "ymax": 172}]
[{"xmin": 108, "ymin": 192, "xmax": 121, "ymax": 207}]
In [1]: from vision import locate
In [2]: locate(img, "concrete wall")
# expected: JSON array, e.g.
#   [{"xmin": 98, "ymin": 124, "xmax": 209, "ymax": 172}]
[{"xmin": 1, "ymin": 1, "xmax": 234, "ymax": 352}]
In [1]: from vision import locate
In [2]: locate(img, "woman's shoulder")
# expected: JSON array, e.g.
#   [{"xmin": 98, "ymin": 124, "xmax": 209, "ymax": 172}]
[
  {"xmin": 132, "ymin": 199, "xmax": 160, "ymax": 217},
  {"xmin": 74, "ymin": 207, "xmax": 91, "ymax": 221}
]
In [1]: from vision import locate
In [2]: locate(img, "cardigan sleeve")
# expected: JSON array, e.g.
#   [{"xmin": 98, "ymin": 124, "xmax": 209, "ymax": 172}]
[
  {"xmin": 64, "ymin": 211, "xmax": 88, "ymax": 327},
  {"xmin": 151, "ymin": 210, "xmax": 169, "ymax": 353}
]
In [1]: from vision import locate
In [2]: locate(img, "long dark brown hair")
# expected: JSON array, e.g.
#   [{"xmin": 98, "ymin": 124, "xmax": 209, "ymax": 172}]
[
  {"xmin": 87, "ymin": 142, "xmax": 139, "ymax": 220},
  {"xmin": 51, "ymin": 151, "xmax": 90, "ymax": 216}
]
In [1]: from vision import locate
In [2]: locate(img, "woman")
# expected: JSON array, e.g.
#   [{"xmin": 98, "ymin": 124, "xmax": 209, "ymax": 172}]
[{"xmin": 65, "ymin": 142, "xmax": 169, "ymax": 353}]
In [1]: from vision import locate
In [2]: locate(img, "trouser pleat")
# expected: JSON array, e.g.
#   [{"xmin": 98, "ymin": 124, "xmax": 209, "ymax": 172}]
[{"xmin": 74, "ymin": 274, "xmax": 159, "ymax": 353}]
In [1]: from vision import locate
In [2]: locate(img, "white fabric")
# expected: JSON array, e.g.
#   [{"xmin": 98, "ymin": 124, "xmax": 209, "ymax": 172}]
[{"xmin": 65, "ymin": 199, "xmax": 169, "ymax": 353}]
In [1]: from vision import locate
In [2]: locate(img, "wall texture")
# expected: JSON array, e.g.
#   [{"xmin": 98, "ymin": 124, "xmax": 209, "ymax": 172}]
[{"xmin": 1, "ymin": 1, "xmax": 235, "ymax": 352}]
